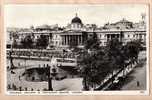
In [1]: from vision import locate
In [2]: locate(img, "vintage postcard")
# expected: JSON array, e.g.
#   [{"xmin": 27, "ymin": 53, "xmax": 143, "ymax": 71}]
[{"xmin": 4, "ymin": 4, "xmax": 149, "ymax": 95}]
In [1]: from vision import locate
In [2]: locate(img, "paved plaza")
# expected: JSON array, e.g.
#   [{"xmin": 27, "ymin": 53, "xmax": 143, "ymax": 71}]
[{"xmin": 7, "ymin": 51, "xmax": 147, "ymax": 91}]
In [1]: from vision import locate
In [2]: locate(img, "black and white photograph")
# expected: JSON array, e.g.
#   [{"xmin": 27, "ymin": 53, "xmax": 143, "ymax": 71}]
[{"xmin": 5, "ymin": 4, "xmax": 149, "ymax": 95}]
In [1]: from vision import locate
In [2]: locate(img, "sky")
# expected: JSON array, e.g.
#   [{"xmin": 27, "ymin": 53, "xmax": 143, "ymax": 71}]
[{"xmin": 5, "ymin": 4, "xmax": 148, "ymax": 28}]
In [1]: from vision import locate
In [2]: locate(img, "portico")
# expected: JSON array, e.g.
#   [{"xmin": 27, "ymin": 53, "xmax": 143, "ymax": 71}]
[{"xmin": 61, "ymin": 33, "xmax": 83, "ymax": 46}]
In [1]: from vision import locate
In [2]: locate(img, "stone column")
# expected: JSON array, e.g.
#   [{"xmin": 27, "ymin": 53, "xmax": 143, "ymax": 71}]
[
  {"xmin": 81, "ymin": 35, "xmax": 83, "ymax": 44},
  {"xmin": 68, "ymin": 35, "xmax": 70, "ymax": 45},
  {"xmin": 75, "ymin": 35, "xmax": 77, "ymax": 45},
  {"xmin": 79, "ymin": 35, "xmax": 81, "ymax": 45},
  {"xmin": 71, "ymin": 35, "xmax": 73, "ymax": 45},
  {"xmin": 76, "ymin": 35, "xmax": 77, "ymax": 45},
  {"xmin": 62, "ymin": 36, "xmax": 64, "ymax": 45},
  {"xmin": 77, "ymin": 35, "xmax": 80, "ymax": 46},
  {"xmin": 81, "ymin": 35, "xmax": 82, "ymax": 44},
  {"xmin": 73, "ymin": 35, "xmax": 75, "ymax": 45},
  {"xmin": 77, "ymin": 35, "xmax": 78, "ymax": 45},
  {"xmin": 65, "ymin": 35, "xmax": 67, "ymax": 45},
  {"xmin": 75, "ymin": 35, "xmax": 76, "ymax": 45},
  {"xmin": 118, "ymin": 34, "xmax": 120, "ymax": 41},
  {"xmin": 67, "ymin": 35, "xmax": 68, "ymax": 45},
  {"xmin": 64, "ymin": 36, "xmax": 66, "ymax": 45}
]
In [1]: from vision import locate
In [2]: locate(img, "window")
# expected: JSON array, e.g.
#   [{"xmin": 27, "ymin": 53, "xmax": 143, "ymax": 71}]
[
  {"xmin": 133, "ymin": 35, "xmax": 135, "ymax": 37},
  {"xmin": 73, "ymin": 24, "xmax": 75, "ymax": 28},
  {"xmin": 79, "ymin": 24, "xmax": 81, "ymax": 28},
  {"xmin": 140, "ymin": 35, "xmax": 142, "ymax": 39},
  {"xmin": 89, "ymin": 34, "xmax": 92, "ymax": 37},
  {"xmin": 37, "ymin": 36, "xmax": 39, "ymax": 39},
  {"xmin": 104, "ymin": 42, "xmax": 107, "ymax": 45}
]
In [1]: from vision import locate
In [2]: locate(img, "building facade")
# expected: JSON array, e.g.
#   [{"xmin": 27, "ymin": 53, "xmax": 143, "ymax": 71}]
[
  {"xmin": 51, "ymin": 14, "xmax": 146, "ymax": 48},
  {"xmin": 7, "ymin": 13, "xmax": 146, "ymax": 49}
]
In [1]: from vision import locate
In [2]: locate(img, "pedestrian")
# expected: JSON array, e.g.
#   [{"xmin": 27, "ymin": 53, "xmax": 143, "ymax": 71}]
[
  {"xmin": 18, "ymin": 62, "xmax": 20, "ymax": 67},
  {"xmin": 7, "ymin": 84, "xmax": 11, "ymax": 89},
  {"xmin": 12, "ymin": 84, "xmax": 17, "ymax": 90},
  {"xmin": 46, "ymin": 64, "xmax": 49, "ymax": 67},
  {"xmin": 19, "ymin": 86, "xmax": 22, "ymax": 91},
  {"xmin": 19, "ymin": 75, "xmax": 21, "ymax": 81},
  {"xmin": 137, "ymin": 81, "xmax": 140, "ymax": 87},
  {"xmin": 7, "ymin": 66, "xmax": 9, "ymax": 70}
]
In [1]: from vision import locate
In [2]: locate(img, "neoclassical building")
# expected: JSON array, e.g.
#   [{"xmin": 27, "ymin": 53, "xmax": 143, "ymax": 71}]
[
  {"xmin": 52, "ymin": 14, "xmax": 146, "ymax": 48},
  {"xmin": 7, "ymin": 13, "xmax": 146, "ymax": 48}
]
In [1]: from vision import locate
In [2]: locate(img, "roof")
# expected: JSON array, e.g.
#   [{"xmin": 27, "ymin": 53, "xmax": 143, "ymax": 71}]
[
  {"xmin": 116, "ymin": 18, "xmax": 133, "ymax": 24},
  {"xmin": 36, "ymin": 24, "xmax": 51, "ymax": 29},
  {"xmin": 71, "ymin": 13, "xmax": 82, "ymax": 24}
]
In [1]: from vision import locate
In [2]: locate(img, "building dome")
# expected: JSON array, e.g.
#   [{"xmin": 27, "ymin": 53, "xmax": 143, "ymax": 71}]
[{"xmin": 71, "ymin": 13, "xmax": 82, "ymax": 24}]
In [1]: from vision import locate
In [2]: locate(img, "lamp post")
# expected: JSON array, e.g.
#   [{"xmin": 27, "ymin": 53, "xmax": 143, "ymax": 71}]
[
  {"xmin": 48, "ymin": 77, "xmax": 53, "ymax": 91},
  {"xmin": 9, "ymin": 38, "xmax": 15, "ymax": 70},
  {"xmin": 47, "ymin": 65, "xmax": 53, "ymax": 91},
  {"xmin": 47, "ymin": 65, "xmax": 58, "ymax": 91}
]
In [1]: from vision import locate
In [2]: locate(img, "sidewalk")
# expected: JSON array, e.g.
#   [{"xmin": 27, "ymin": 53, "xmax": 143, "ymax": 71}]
[
  {"xmin": 7, "ymin": 68, "xmax": 83, "ymax": 91},
  {"xmin": 121, "ymin": 63, "xmax": 146, "ymax": 90}
]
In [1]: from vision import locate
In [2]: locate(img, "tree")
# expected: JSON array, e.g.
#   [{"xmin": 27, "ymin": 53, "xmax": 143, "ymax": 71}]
[
  {"xmin": 12, "ymin": 39, "xmax": 18, "ymax": 48},
  {"xmin": 11, "ymin": 32, "xmax": 19, "ymax": 48},
  {"xmin": 20, "ymin": 35, "xmax": 34, "ymax": 49},
  {"xmin": 106, "ymin": 38, "xmax": 125, "ymax": 69},
  {"xmin": 36, "ymin": 35, "xmax": 49, "ymax": 49},
  {"xmin": 123, "ymin": 39, "xmax": 142, "ymax": 65},
  {"xmin": 80, "ymin": 35, "xmax": 142, "ymax": 90},
  {"xmin": 84, "ymin": 32, "xmax": 100, "ymax": 50},
  {"xmin": 104, "ymin": 38, "xmax": 127, "ymax": 83},
  {"xmin": 79, "ymin": 49, "xmax": 111, "ymax": 90},
  {"xmin": 79, "ymin": 32, "xmax": 111, "ymax": 90},
  {"xmin": 69, "ymin": 37, "xmax": 78, "ymax": 49}
]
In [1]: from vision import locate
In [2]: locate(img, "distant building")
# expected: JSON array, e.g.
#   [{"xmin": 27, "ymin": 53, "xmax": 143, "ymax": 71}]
[
  {"xmin": 51, "ymin": 13, "xmax": 146, "ymax": 48},
  {"xmin": 103, "ymin": 18, "xmax": 133, "ymax": 30},
  {"xmin": 7, "ymin": 13, "xmax": 146, "ymax": 48}
]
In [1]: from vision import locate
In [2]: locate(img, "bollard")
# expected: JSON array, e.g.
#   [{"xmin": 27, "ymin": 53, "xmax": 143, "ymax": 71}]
[{"xmin": 137, "ymin": 81, "xmax": 140, "ymax": 87}]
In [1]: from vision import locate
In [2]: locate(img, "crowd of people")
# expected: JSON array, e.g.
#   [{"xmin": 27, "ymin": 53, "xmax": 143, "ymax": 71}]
[{"xmin": 7, "ymin": 49, "xmax": 78, "ymax": 59}]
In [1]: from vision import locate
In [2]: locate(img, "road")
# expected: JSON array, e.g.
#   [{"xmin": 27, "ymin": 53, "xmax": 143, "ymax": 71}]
[
  {"xmin": 120, "ymin": 51, "xmax": 147, "ymax": 90},
  {"xmin": 120, "ymin": 62, "xmax": 146, "ymax": 90}
]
